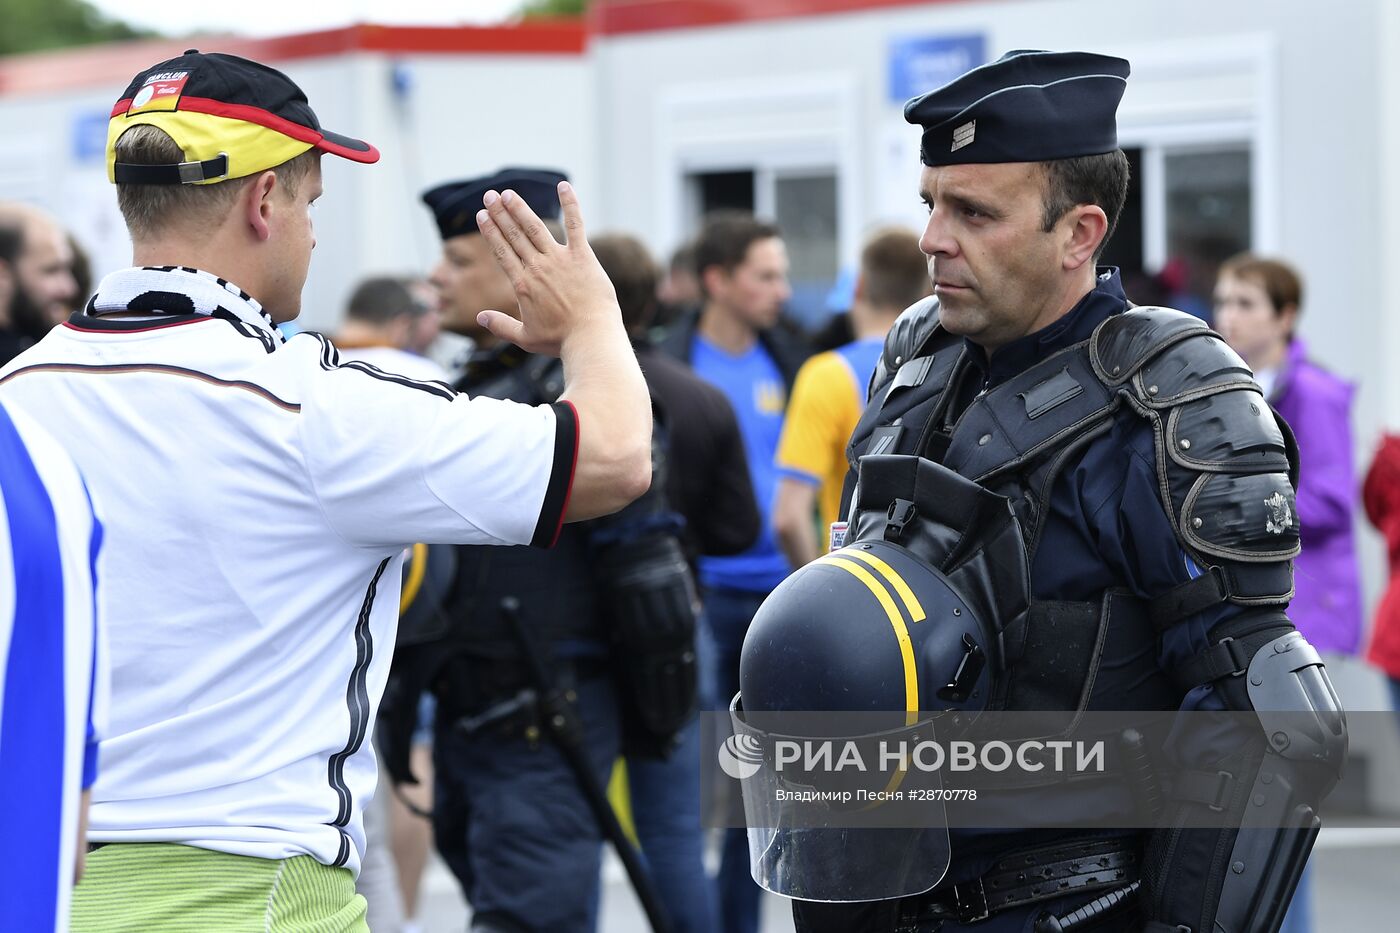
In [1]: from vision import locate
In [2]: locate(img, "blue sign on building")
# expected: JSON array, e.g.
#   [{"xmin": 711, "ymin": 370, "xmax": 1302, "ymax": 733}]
[
  {"xmin": 71, "ymin": 109, "xmax": 110, "ymax": 163},
  {"xmin": 888, "ymin": 34, "xmax": 987, "ymax": 104}
]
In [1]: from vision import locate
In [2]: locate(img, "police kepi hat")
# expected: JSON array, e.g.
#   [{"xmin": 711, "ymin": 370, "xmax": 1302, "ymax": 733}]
[
  {"xmin": 107, "ymin": 50, "xmax": 379, "ymax": 185},
  {"xmin": 422, "ymin": 168, "xmax": 570, "ymax": 241},
  {"xmin": 904, "ymin": 50, "xmax": 1130, "ymax": 167}
]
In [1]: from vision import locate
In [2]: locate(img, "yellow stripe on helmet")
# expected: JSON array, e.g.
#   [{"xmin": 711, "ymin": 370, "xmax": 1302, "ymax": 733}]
[
  {"xmin": 817, "ymin": 555, "xmax": 919, "ymax": 724},
  {"xmin": 841, "ymin": 549, "xmax": 927, "ymax": 623},
  {"xmin": 107, "ymin": 109, "xmax": 314, "ymax": 185}
]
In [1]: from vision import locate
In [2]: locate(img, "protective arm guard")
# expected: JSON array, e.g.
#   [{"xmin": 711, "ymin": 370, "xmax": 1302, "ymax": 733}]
[
  {"xmin": 1207, "ymin": 631, "xmax": 1347, "ymax": 933},
  {"xmin": 1092, "ymin": 309, "xmax": 1348, "ymax": 933}
]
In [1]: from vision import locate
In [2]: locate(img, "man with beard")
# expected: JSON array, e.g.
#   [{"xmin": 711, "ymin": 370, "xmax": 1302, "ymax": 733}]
[{"xmin": 0, "ymin": 203, "xmax": 78, "ymax": 364}]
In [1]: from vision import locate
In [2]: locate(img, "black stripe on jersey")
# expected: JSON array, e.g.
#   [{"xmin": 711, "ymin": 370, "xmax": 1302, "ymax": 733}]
[
  {"xmin": 531, "ymin": 400, "xmax": 579, "ymax": 548},
  {"xmin": 310, "ymin": 335, "xmax": 455, "ymax": 401},
  {"xmin": 209, "ymin": 308, "xmax": 278, "ymax": 353},
  {"xmin": 313, "ymin": 333, "xmax": 341, "ymax": 370},
  {"xmin": 325, "ymin": 556, "xmax": 390, "ymax": 867},
  {"xmin": 338, "ymin": 359, "xmax": 456, "ymax": 401},
  {"xmin": 0, "ymin": 362, "xmax": 301, "ymax": 412}
]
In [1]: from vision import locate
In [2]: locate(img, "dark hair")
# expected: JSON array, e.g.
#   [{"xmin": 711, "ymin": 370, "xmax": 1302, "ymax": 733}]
[
  {"xmin": 1039, "ymin": 150, "xmax": 1130, "ymax": 262},
  {"xmin": 859, "ymin": 227, "xmax": 930, "ymax": 311},
  {"xmin": 0, "ymin": 212, "xmax": 22, "ymax": 269},
  {"xmin": 591, "ymin": 233, "xmax": 659, "ymax": 335},
  {"xmin": 669, "ymin": 241, "xmax": 698, "ymax": 276},
  {"xmin": 1217, "ymin": 253, "xmax": 1303, "ymax": 317},
  {"xmin": 115, "ymin": 124, "xmax": 316, "ymax": 240},
  {"xmin": 345, "ymin": 276, "xmax": 422, "ymax": 325},
  {"xmin": 694, "ymin": 211, "xmax": 782, "ymax": 297}
]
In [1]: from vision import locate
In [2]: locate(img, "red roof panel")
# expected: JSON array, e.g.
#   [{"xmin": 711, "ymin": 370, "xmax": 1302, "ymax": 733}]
[{"xmin": 0, "ymin": 22, "xmax": 587, "ymax": 97}]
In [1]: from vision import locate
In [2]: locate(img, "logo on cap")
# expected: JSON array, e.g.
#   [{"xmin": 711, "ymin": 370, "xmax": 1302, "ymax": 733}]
[
  {"xmin": 951, "ymin": 120, "xmax": 977, "ymax": 152},
  {"xmin": 718, "ymin": 733, "xmax": 764, "ymax": 780},
  {"xmin": 130, "ymin": 71, "xmax": 190, "ymax": 114}
]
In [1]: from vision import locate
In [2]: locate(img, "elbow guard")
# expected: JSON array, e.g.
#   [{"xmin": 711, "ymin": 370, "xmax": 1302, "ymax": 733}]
[{"xmin": 1209, "ymin": 631, "xmax": 1347, "ymax": 933}]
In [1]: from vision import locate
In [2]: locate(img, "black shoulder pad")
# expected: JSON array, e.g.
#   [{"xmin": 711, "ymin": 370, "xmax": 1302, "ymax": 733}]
[
  {"xmin": 1158, "ymin": 384, "xmax": 1299, "ymax": 603},
  {"xmin": 1095, "ymin": 308, "xmax": 1257, "ymax": 410},
  {"xmin": 1089, "ymin": 306, "xmax": 1211, "ymax": 386},
  {"xmin": 871, "ymin": 295, "xmax": 940, "ymax": 400},
  {"xmin": 1094, "ymin": 312, "xmax": 1300, "ymax": 604},
  {"xmin": 1135, "ymin": 332, "xmax": 1256, "ymax": 409}
]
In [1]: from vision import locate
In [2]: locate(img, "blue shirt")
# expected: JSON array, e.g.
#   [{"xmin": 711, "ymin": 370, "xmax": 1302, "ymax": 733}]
[
  {"xmin": 0, "ymin": 400, "xmax": 103, "ymax": 932},
  {"xmin": 835, "ymin": 337, "xmax": 885, "ymax": 403},
  {"xmin": 692, "ymin": 336, "xmax": 793, "ymax": 593}
]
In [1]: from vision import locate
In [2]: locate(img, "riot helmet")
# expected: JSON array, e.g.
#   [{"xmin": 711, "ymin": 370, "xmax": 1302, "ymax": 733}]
[{"xmin": 731, "ymin": 455, "xmax": 1031, "ymax": 903}]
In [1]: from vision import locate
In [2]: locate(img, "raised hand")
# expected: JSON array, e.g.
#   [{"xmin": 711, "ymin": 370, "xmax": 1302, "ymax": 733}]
[{"xmin": 474, "ymin": 181, "xmax": 622, "ymax": 357}]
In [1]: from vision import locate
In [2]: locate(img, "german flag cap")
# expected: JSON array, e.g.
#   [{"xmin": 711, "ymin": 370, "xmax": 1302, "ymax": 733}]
[{"xmin": 107, "ymin": 50, "xmax": 379, "ymax": 185}]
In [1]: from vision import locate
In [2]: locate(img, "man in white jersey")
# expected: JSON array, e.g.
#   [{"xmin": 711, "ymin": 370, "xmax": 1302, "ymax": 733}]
[
  {"xmin": 0, "ymin": 401, "xmax": 104, "ymax": 933},
  {"xmin": 0, "ymin": 50, "xmax": 650, "ymax": 931}
]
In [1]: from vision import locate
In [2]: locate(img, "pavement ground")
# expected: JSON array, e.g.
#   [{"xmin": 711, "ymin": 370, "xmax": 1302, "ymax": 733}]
[{"xmin": 408, "ymin": 827, "xmax": 1400, "ymax": 932}]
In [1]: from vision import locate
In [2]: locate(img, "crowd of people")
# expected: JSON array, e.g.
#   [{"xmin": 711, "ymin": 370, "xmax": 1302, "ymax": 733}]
[{"xmin": 0, "ymin": 43, "xmax": 1394, "ymax": 933}]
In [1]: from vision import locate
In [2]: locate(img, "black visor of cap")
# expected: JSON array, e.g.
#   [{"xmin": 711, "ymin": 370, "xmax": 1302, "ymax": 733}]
[{"xmin": 319, "ymin": 128, "xmax": 373, "ymax": 154}]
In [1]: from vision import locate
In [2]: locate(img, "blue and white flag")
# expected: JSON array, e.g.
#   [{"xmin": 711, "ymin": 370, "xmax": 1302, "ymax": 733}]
[{"xmin": 0, "ymin": 400, "xmax": 104, "ymax": 933}]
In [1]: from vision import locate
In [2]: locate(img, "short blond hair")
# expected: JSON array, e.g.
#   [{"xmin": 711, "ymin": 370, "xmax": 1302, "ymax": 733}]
[{"xmin": 114, "ymin": 124, "xmax": 316, "ymax": 239}]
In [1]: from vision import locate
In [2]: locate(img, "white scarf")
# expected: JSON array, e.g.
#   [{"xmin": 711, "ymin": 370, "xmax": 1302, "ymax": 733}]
[{"xmin": 85, "ymin": 265, "xmax": 283, "ymax": 344}]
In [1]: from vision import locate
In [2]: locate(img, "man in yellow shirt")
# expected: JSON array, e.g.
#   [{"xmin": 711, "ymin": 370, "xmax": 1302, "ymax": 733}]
[{"xmin": 773, "ymin": 228, "xmax": 930, "ymax": 567}]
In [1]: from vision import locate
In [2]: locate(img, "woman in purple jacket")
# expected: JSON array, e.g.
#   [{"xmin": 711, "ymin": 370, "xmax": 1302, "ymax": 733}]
[
  {"xmin": 1213, "ymin": 254, "xmax": 1361, "ymax": 933},
  {"xmin": 1214, "ymin": 254, "xmax": 1364, "ymax": 651}
]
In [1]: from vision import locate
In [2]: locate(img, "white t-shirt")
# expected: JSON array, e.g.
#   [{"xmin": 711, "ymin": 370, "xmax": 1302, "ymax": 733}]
[
  {"xmin": 0, "ymin": 402, "xmax": 105, "ymax": 932},
  {"xmin": 0, "ymin": 266, "xmax": 577, "ymax": 875}
]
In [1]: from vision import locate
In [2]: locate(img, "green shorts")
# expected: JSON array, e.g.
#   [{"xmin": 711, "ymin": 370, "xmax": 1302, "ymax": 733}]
[{"xmin": 71, "ymin": 843, "xmax": 369, "ymax": 932}]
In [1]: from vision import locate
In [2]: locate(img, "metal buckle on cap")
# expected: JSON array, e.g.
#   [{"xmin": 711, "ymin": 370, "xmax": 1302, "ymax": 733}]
[
  {"xmin": 953, "ymin": 878, "xmax": 990, "ymax": 923},
  {"xmin": 177, "ymin": 152, "xmax": 230, "ymax": 184}
]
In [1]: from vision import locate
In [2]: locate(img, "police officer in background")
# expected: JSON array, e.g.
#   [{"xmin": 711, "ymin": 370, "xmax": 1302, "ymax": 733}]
[
  {"xmin": 389, "ymin": 168, "xmax": 697, "ymax": 933},
  {"xmin": 735, "ymin": 50, "xmax": 1345, "ymax": 933}
]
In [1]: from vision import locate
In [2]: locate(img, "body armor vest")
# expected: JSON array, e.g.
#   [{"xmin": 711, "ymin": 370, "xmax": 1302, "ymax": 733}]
[{"xmin": 843, "ymin": 298, "xmax": 1298, "ymax": 716}]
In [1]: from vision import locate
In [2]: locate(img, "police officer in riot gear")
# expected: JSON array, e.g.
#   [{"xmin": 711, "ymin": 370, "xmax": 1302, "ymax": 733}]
[{"xmin": 734, "ymin": 50, "xmax": 1346, "ymax": 933}]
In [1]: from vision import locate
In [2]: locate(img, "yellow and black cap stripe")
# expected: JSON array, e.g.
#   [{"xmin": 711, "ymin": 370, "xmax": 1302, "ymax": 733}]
[{"xmin": 107, "ymin": 50, "xmax": 379, "ymax": 186}]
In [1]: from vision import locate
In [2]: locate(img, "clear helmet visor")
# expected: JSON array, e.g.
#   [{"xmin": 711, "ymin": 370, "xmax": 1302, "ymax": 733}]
[{"xmin": 729, "ymin": 697, "xmax": 952, "ymax": 902}]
